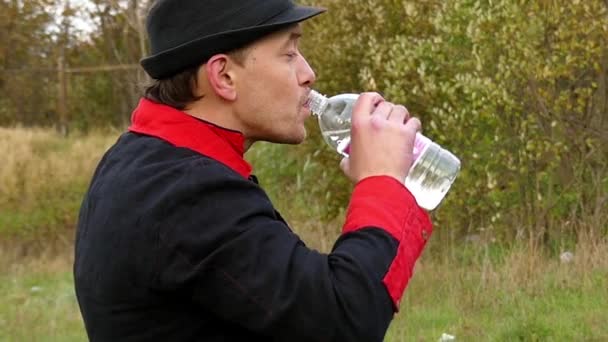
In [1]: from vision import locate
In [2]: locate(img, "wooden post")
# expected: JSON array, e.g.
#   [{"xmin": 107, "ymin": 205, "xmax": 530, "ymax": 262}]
[
  {"xmin": 57, "ymin": 51, "xmax": 69, "ymax": 137},
  {"xmin": 56, "ymin": 0, "xmax": 71, "ymax": 137},
  {"xmin": 135, "ymin": 0, "xmax": 150, "ymax": 104}
]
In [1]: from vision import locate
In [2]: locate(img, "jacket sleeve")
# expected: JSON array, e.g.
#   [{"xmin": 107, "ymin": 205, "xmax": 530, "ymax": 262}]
[{"xmin": 152, "ymin": 161, "xmax": 432, "ymax": 342}]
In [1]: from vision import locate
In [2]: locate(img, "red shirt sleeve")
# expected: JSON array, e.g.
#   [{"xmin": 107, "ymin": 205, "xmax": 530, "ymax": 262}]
[{"xmin": 343, "ymin": 175, "xmax": 433, "ymax": 310}]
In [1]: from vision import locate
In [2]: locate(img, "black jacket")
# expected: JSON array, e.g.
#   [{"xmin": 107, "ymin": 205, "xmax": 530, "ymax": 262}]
[{"xmin": 74, "ymin": 99, "xmax": 432, "ymax": 341}]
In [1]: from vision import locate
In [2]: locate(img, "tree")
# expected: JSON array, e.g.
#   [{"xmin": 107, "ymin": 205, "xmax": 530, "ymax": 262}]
[
  {"xmin": 0, "ymin": 0, "xmax": 56, "ymax": 125},
  {"xmin": 298, "ymin": 0, "xmax": 607, "ymax": 242}
]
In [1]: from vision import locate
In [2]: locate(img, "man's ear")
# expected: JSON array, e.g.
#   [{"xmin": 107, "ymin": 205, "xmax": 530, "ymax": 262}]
[{"xmin": 204, "ymin": 54, "xmax": 238, "ymax": 101}]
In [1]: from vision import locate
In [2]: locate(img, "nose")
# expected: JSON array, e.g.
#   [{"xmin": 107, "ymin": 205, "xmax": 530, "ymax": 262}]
[{"xmin": 297, "ymin": 55, "xmax": 316, "ymax": 87}]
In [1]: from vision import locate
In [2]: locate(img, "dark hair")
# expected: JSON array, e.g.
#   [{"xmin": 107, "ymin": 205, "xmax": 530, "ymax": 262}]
[
  {"xmin": 143, "ymin": 48, "xmax": 250, "ymax": 110},
  {"xmin": 144, "ymin": 65, "xmax": 202, "ymax": 110}
]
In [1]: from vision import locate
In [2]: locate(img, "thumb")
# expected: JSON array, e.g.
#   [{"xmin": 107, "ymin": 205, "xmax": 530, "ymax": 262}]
[{"xmin": 340, "ymin": 157, "xmax": 350, "ymax": 176}]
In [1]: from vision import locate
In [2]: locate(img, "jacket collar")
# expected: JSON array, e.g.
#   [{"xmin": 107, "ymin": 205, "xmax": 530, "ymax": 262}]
[{"xmin": 128, "ymin": 98, "xmax": 252, "ymax": 178}]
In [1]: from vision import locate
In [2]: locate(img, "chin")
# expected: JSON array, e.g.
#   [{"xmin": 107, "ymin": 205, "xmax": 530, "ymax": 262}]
[
  {"xmin": 279, "ymin": 135, "xmax": 306, "ymax": 145},
  {"xmin": 270, "ymin": 130, "xmax": 307, "ymax": 145},
  {"xmin": 292, "ymin": 128, "xmax": 307, "ymax": 144}
]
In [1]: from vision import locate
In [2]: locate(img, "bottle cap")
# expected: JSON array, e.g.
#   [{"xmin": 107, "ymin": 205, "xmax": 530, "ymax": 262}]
[{"xmin": 307, "ymin": 90, "xmax": 329, "ymax": 115}]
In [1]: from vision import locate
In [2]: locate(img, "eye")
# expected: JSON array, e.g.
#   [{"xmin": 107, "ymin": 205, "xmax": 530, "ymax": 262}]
[{"xmin": 286, "ymin": 51, "xmax": 298, "ymax": 60}]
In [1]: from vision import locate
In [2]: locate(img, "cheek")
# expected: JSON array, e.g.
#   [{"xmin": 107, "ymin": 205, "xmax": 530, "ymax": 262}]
[{"xmin": 239, "ymin": 65, "xmax": 301, "ymax": 123}]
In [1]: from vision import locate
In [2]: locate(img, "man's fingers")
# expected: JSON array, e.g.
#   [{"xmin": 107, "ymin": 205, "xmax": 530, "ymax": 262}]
[
  {"xmin": 404, "ymin": 117, "xmax": 422, "ymax": 134},
  {"xmin": 340, "ymin": 157, "xmax": 350, "ymax": 175},
  {"xmin": 388, "ymin": 105, "xmax": 409, "ymax": 124},
  {"xmin": 352, "ymin": 92, "xmax": 384, "ymax": 122},
  {"xmin": 372, "ymin": 101, "xmax": 394, "ymax": 120}
]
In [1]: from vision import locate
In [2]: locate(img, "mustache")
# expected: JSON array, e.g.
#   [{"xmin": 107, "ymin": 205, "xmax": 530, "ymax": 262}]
[{"xmin": 301, "ymin": 91, "xmax": 312, "ymax": 107}]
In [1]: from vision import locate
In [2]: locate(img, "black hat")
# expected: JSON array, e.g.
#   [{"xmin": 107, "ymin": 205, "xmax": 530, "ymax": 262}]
[{"xmin": 141, "ymin": 0, "xmax": 326, "ymax": 79}]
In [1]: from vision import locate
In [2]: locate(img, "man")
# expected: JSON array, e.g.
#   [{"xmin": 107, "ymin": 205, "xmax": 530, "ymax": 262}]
[{"xmin": 74, "ymin": 0, "xmax": 432, "ymax": 341}]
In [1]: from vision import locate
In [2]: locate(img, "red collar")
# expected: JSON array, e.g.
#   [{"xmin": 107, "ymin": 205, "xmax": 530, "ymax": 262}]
[{"xmin": 128, "ymin": 98, "xmax": 252, "ymax": 179}]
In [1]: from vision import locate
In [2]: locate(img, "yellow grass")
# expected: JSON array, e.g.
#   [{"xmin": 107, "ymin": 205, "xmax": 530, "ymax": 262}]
[
  {"xmin": 0, "ymin": 127, "xmax": 117, "ymax": 241},
  {"xmin": 0, "ymin": 126, "xmax": 116, "ymax": 209}
]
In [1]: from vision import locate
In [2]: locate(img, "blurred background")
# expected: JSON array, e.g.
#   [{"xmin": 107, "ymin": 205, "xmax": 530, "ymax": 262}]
[{"xmin": 1, "ymin": 0, "xmax": 606, "ymax": 340}]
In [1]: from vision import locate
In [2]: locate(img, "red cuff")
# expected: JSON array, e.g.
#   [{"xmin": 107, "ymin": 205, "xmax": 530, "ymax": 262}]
[
  {"xmin": 343, "ymin": 176, "xmax": 416, "ymax": 238},
  {"xmin": 342, "ymin": 175, "xmax": 433, "ymax": 311}
]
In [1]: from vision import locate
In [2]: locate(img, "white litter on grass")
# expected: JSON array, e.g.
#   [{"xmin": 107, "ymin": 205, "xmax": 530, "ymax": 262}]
[
  {"xmin": 560, "ymin": 251, "xmax": 574, "ymax": 264},
  {"xmin": 439, "ymin": 332, "xmax": 455, "ymax": 341},
  {"xmin": 30, "ymin": 286, "xmax": 43, "ymax": 293}
]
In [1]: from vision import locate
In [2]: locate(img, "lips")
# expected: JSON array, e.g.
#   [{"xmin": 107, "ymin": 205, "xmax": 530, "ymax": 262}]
[{"xmin": 302, "ymin": 91, "xmax": 312, "ymax": 108}]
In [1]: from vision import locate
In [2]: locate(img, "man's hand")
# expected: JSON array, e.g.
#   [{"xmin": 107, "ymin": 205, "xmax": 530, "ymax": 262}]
[{"xmin": 340, "ymin": 92, "xmax": 421, "ymax": 184}]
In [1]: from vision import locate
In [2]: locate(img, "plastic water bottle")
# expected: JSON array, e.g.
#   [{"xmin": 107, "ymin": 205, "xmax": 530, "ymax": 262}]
[{"xmin": 307, "ymin": 91, "xmax": 461, "ymax": 210}]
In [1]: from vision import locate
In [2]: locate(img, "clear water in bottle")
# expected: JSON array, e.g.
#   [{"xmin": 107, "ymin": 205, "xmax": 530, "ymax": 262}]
[
  {"xmin": 404, "ymin": 134, "xmax": 460, "ymax": 210},
  {"xmin": 312, "ymin": 93, "xmax": 357, "ymax": 156},
  {"xmin": 308, "ymin": 90, "xmax": 461, "ymax": 210}
]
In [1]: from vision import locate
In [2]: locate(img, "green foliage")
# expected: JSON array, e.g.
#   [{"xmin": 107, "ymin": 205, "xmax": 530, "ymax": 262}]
[
  {"xmin": 300, "ymin": 0, "xmax": 608, "ymax": 241},
  {"xmin": 247, "ymin": 140, "xmax": 348, "ymax": 233},
  {"xmin": 64, "ymin": 1, "xmax": 148, "ymax": 129},
  {"xmin": 0, "ymin": 0, "xmax": 147, "ymax": 128},
  {"xmin": 1, "ymin": 0, "xmax": 606, "ymax": 243},
  {"xmin": 0, "ymin": 0, "xmax": 57, "ymax": 126}
]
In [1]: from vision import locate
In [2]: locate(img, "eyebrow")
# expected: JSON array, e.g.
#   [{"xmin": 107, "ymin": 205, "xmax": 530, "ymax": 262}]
[
  {"xmin": 282, "ymin": 31, "xmax": 302, "ymax": 49},
  {"xmin": 281, "ymin": 24, "xmax": 302, "ymax": 48}
]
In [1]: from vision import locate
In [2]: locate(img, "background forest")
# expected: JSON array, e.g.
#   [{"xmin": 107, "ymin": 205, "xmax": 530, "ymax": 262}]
[{"xmin": 1, "ymin": 0, "xmax": 607, "ymax": 340}]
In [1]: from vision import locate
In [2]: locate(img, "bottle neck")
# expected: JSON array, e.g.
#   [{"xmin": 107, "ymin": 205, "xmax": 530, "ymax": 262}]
[{"xmin": 307, "ymin": 90, "xmax": 329, "ymax": 116}]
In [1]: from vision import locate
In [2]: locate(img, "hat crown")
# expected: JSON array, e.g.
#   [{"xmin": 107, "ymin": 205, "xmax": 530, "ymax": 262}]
[
  {"xmin": 147, "ymin": 0, "xmax": 293, "ymax": 55},
  {"xmin": 140, "ymin": 0, "xmax": 325, "ymax": 79}
]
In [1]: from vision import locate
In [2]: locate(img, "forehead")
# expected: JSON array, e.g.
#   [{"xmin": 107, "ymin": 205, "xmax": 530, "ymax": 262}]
[{"xmin": 254, "ymin": 23, "xmax": 302, "ymax": 48}]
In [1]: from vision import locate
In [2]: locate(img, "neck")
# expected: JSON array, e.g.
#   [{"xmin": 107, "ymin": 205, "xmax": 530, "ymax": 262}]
[
  {"xmin": 243, "ymin": 139, "xmax": 255, "ymax": 152},
  {"xmin": 184, "ymin": 98, "xmax": 255, "ymax": 152}
]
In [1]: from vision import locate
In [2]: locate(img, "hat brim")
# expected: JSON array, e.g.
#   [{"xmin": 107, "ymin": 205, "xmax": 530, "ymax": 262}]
[{"xmin": 141, "ymin": 5, "xmax": 326, "ymax": 79}]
